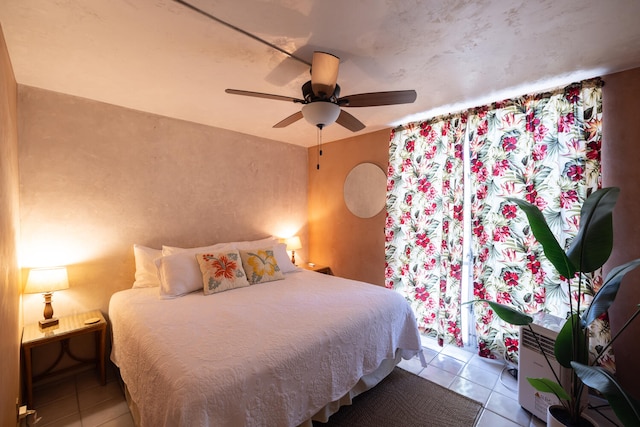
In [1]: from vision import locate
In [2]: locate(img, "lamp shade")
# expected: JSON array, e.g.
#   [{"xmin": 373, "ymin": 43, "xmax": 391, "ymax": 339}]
[
  {"xmin": 24, "ymin": 267, "xmax": 69, "ymax": 294},
  {"xmin": 301, "ymin": 102, "xmax": 340, "ymax": 128},
  {"xmin": 311, "ymin": 51, "xmax": 339, "ymax": 97},
  {"xmin": 285, "ymin": 236, "xmax": 302, "ymax": 251}
]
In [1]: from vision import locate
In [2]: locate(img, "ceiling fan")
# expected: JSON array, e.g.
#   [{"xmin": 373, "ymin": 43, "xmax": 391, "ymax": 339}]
[
  {"xmin": 169, "ymin": 2, "xmax": 416, "ymax": 132},
  {"xmin": 226, "ymin": 51, "xmax": 417, "ymax": 132}
]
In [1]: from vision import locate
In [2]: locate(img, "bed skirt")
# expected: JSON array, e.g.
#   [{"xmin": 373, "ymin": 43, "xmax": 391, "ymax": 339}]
[
  {"xmin": 120, "ymin": 351, "xmax": 402, "ymax": 427},
  {"xmin": 301, "ymin": 351, "xmax": 401, "ymax": 426}
]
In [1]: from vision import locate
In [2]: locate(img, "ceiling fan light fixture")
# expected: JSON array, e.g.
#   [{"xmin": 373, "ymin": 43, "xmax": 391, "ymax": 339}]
[{"xmin": 301, "ymin": 102, "xmax": 340, "ymax": 128}]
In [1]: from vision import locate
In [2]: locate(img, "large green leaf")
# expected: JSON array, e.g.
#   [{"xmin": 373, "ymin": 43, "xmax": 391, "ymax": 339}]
[
  {"xmin": 555, "ymin": 314, "xmax": 587, "ymax": 368},
  {"xmin": 566, "ymin": 187, "xmax": 619, "ymax": 273},
  {"xmin": 527, "ymin": 377, "xmax": 571, "ymax": 401},
  {"xmin": 572, "ymin": 362, "xmax": 640, "ymax": 427},
  {"xmin": 582, "ymin": 258, "xmax": 640, "ymax": 326},
  {"xmin": 474, "ymin": 300, "xmax": 533, "ymax": 325},
  {"xmin": 506, "ymin": 198, "xmax": 575, "ymax": 278}
]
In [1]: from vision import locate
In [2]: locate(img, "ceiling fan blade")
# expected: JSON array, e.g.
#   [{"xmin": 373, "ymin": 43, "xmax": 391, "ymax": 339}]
[
  {"xmin": 273, "ymin": 111, "xmax": 304, "ymax": 128},
  {"xmin": 336, "ymin": 109, "xmax": 366, "ymax": 132},
  {"xmin": 338, "ymin": 90, "xmax": 417, "ymax": 107},
  {"xmin": 225, "ymin": 89, "xmax": 303, "ymax": 103},
  {"xmin": 311, "ymin": 52, "xmax": 339, "ymax": 98}
]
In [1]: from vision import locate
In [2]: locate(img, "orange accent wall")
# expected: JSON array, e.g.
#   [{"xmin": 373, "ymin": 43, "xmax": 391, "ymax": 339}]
[
  {"xmin": 307, "ymin": 129, "xmax": 390, "ymax": 286},
  {"xmin": 602, "ymin": 67, "xmax": 640, "ymax": 401}
]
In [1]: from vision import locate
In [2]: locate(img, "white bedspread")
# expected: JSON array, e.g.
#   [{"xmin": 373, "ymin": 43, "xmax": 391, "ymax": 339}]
[{"xmin": 109, "ymin": 270, "xmax": 422, "ymax": 427}]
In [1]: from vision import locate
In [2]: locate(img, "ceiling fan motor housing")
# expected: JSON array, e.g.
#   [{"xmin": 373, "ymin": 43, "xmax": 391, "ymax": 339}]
[{"xmin": 302, "ymin": 80, "xmax": 340, "ymax": 102}]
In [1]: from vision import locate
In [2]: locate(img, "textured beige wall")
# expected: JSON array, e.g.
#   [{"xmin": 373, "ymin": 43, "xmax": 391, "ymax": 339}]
[
  {"xmin": 0, "ymin": 24, "xmax": 22, "ymax": 421},
  {"xmin": 602, "ymin": 67, "xmax": 640, "ymax": 400},
  {"xmin": 307, "ymin": 129, "xmax": 390, "ymax": 286},
  {"xmin": 18, "ymin": 86, "xmax": 308, "ymax": 329}
]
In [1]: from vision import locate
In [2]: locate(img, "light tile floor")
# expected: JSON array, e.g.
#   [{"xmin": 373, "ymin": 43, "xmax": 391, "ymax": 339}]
[
  {"xmin": 29, "ymin": 364, "xmax": 134, "ymax": 427},
  {"xmin": 29, "ymin": 335, "xmax": 621, "ymax": 427},
  {"xmin": 397, "ymin": 335, "xmax": 621, "ymax": 427}
]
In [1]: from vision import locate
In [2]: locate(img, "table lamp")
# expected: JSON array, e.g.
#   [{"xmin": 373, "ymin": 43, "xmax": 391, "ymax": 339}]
[
  {"xmin": 24, "ymin": 266, "xmax": 69, "ymax": 328},
  {"xmin": 285, "ymin": 236, "xmax": 302, "ymax": 265}
]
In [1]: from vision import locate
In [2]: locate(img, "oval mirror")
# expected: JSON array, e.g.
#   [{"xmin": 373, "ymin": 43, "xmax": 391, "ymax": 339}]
[{"xmin": 343, "ymin": 163, "xmax": 387, "ymax": 218}]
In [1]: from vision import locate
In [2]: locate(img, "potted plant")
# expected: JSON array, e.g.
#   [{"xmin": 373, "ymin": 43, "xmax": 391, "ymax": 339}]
[{"xmin": 477, "ymin": 187, "xmax": 640, "ymax": 426}]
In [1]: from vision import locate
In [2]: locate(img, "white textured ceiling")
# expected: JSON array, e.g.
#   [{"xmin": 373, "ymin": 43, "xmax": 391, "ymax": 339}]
[{"xmin": 2, "ymin": 0, "xmax": 640, "ymax": 147}]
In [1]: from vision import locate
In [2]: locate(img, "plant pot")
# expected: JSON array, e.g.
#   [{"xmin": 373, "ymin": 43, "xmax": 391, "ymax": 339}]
[{"xmin": 546, "ymin": 405, "xmax": 597, "ymax": 427}]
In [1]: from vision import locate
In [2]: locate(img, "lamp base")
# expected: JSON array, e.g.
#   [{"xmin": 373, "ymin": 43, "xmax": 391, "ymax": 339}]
[{"xmin": 39, "ymin": 317, "xmax": 59, "ymax": 328}]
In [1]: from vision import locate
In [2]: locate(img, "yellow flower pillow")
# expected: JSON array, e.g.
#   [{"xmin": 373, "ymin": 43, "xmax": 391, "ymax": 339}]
[
  {"xmin": 239, "ymin": 247, "xmax": 284, "ymax": 284},
  {"xmin": 196, "ymin": 250, "xmax": 249, "ymax": 295}
]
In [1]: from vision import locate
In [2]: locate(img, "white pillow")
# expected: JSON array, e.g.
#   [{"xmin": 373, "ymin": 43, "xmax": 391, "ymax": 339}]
[
  {"xmin": 133, "ymin": 244, "xmax": 162, "ymax": 288},
  {"xmin": 156, "ymin": 252, "xmax": 206, "ymax": 298},
  {"xmin": 156, "ymin": 238, "xmax": 295, "ymax": 296},
  {"xmin": 273, "ymin": 243, "xmax": 300, "ymax": 273},
  {"xmin": 162, "ymin": 242, "xmax": 230, "ymax": 256},
  {"xmin": 232, "ymin": 236, "xmax": 279, "ymax": 250},
  {"xmin": 162, "ymin": 236, "xmax": 278, "ymax": 256}
]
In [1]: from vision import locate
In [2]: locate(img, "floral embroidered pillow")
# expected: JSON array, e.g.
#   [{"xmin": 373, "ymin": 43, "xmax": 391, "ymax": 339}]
[
  {"xmin": 195, "ymin": 250, "xmax": 249, "ymax": 295},
  {"xmin": 239, "ymin": 247, "xmax": 284, "ymax": 284}
]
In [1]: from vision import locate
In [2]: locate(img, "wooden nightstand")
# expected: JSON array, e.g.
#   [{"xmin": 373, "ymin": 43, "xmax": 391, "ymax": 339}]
[
  {"xmin": 303, "ymin": 263, "xmax": 333, "ymax": 275},
  {"xmin": 22, "ymin": 309, "xmax": 107, "ymax": 407}
]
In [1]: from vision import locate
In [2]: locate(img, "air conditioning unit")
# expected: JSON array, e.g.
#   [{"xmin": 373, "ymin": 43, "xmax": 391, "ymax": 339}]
[{"xmin": 518, "ymin": 312, "xmax": 572, "ymax": 420}]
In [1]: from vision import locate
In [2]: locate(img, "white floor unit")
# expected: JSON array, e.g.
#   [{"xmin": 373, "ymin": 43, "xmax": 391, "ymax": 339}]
[{"xmin": 517, "ymin": 312, "xmax": 570, "ymax": 421}]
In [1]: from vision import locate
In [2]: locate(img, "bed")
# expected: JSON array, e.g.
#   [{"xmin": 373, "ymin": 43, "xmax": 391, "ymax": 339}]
[{"xmin": 109, "ymin": 239, "xmax": 424, "ymax": 427}]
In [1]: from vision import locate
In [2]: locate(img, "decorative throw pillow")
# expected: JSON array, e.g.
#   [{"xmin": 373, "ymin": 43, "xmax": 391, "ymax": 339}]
[
  {"xmin": 239, "ymin": 247, "xmax": 284, "ymax": 284},
  {"xmin": 196, "ymin": 250, "xmax": 250, "ymax": 295}
]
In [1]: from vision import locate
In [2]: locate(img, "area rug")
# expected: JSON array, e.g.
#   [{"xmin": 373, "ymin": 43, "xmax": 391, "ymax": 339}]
[{"xmin": 313, "ymin": 367, "xmax": 483, "ymax": 427}]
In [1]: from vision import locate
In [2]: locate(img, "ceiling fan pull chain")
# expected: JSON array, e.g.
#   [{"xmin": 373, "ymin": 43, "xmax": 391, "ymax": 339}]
[{"xmin": 316, "ymin": 125, "xmax": 322, "ymax": 170}]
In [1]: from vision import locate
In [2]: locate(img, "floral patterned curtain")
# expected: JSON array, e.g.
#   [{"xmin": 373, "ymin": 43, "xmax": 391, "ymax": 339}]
[
  {"xmin": 469, "ymin": 82, "xmax": 602, "ymax": 360},
  {"xmin": 385, "ymin": 116, "xmax": 466, "ymax": 346},
  {"xmin": 386, "ymin": 79, "xmax": 604, "ymax": 362},
  {"xmin": 469, "ymin": 80, "xmax": 603, "ymax": 363}
]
